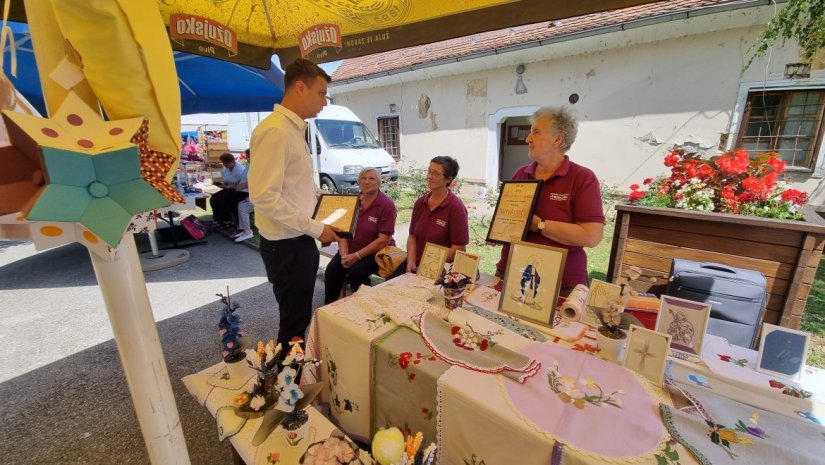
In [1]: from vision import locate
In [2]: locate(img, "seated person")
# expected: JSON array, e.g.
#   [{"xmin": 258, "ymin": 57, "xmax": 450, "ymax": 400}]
[
  {"xmin": 495, "ymin": 107, "xmax": 604, "ymax": 297},
  {"xmin": 388, "ymin": 156, "xmax": 469, "ymax": 279},
  {"xmin": 209, "ymin": 152, "xmax": 249, "ymax": 231},
  {"xmin": 324, "ymin": 167, "xmax": 396, "ymax": 303},
  {"xmin": 234, "ymin": 198, "xmax": 254, "ymax": 242}
]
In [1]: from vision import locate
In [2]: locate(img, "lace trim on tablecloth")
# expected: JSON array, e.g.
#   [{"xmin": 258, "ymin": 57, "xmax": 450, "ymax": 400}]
[
  {"xmin": 659, "ymin": 405, "xmax": 712, "ymax": 465},
  {"xmin": 496, "ymin": 360, "xmax": 672, "ymax": 464},
  {"xmin": 463, "ymin": 302, "xmax": 548, "ymax": 342}
]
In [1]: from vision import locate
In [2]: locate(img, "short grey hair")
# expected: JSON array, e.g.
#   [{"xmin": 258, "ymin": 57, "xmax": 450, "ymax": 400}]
[
  {"xmin": 532, "ymin": 106, "xmax": 577, "ymax": 152},
  {"xmin": 359, "ymin": 166, "xmax": 381, "ymax": 179}
]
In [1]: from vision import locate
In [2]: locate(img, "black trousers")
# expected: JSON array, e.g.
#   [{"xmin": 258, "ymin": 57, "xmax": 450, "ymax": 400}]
[
  {"xmin": 259, "ymin": 235, "xmax": 319, "ymax": 349},
  {"xmin": 209, "ymin": 189, "xmax": 248, "ymax": 223},
  {"xmin": 323, "ymin": 252, "xmax": 378, "ymax": 304}
]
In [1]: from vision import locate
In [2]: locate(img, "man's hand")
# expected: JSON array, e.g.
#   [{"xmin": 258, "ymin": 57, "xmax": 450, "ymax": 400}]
[{"xmin": 318, "ymin": 224, "xmax": 340, "ymax": 246}]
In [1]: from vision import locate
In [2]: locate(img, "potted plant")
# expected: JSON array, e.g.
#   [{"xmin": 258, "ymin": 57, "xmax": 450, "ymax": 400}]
[
  {"xmin": 594, "ymin": 295, "xmax": 628, "ymax": 363},
  {"xmin": 434, "ymin": 272, "xmax": 471, "ymax": 313},
  {"xmin": 609, "ymin": 148, "xmax": 825, "ymax": 329},
  {"xmin": 217, "ymin": 291, "xmax": 250, "ymax": 379}
]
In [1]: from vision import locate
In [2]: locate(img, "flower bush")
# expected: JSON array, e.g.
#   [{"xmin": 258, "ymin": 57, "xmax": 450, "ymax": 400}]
[{"xmin": 629, "ymin": 148, "xmax": 809, "ymax": 220}]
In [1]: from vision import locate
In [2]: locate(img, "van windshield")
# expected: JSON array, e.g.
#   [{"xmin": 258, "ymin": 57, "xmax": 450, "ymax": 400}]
[{"xmin": 316, "ymin": 119, "xmax": 382, "ymax": 149}]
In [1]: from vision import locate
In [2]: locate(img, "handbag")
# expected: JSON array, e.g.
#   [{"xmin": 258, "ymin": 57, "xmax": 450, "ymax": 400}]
[
  {"xmin": 180, "ymin": 215, "xmax": 207, "ymax": 240},
  {"xmin": 375, "ymin": 245, "xmax": 407, "ymax": 278}
]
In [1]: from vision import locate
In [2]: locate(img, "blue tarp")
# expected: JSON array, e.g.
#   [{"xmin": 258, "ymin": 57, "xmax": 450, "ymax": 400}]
[{"xmin": 3, "ymin": 22, "xmax": 284, "ymax": 116}]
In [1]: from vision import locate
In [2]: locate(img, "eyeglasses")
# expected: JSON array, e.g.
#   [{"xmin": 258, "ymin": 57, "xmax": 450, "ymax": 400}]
[{"xmin": 427, "ymin": 170, "xmax": 445, "ymax": 177}]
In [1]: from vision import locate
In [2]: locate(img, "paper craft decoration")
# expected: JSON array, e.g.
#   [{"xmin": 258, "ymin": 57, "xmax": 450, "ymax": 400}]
[
  {"xmin": 131, "ymin": 119, "xmax": 184, "ymax": 203},
  {"xmin": 756, "ymin": 323, "xmax": 810, "ymax": 381},
  {"xmin": 486, "ymin": 180, "xmax": 541, "ymax": 244},
  {"xmin": 583, "ymin": 279, "xmax": 622, "ymax": 327},
  {"xmin": 0, "ymin": 144, "xmax": 44, "ymax": 215},
  {"xmin": 417, "ymin": 242, "xmax": 449, "ymax": 281},
  {"xmin": 623, "ymin": 325, "xmax": 671, "ymax": 386},
  {"xmin": 1, "ymin": 92, "xmax": 170, "ymax": 246},
  {"xmin": 655, "ymin": 295, "xmax": 711, "ymax": 359},
  {"xmin": 312, "ymin": 194, "xmax": 359, "ymax": 238},
  {"xmin": 499, "ymin": 241, "xmax": 566, "ymax": 327},
  {"xmin": 451, "ymin": 250, "xmax": 480, "ymax": 283}
]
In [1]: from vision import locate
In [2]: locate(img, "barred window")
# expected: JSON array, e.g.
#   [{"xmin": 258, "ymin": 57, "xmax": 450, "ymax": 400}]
[
  {"xmin": 377, "ymin": 116, "xmax": 401, "ymax": 160},
  {"xmin": 736, "ymin": 89, "xmax": 825, "ymax": 169}
]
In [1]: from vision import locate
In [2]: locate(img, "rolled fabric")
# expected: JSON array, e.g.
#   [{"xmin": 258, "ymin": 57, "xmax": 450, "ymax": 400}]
[{"xmin": 559, "ymin": 284, "xmax": 589, "ymax": 322}]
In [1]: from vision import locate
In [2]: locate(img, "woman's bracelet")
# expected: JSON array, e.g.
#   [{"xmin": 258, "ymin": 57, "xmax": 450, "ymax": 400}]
[{"xmin": 355, "ymin": 251, "xmax": 362, "ymax": 260}]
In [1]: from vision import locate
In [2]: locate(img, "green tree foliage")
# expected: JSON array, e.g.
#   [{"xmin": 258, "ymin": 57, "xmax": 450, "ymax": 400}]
[{"xmin": 746, "ymin": 0, "xmax": 825, "ymax": 70}]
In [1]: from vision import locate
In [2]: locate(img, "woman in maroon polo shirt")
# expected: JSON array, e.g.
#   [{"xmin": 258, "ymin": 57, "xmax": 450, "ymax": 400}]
[
  {"xmin": 324, "ymin": 167, "xmax": 397, "ymax": 303},
  {"xmin": 389, "ymin": 156, "xmax": 470, "ymax": 279},
  {"xmin": 495, "ymin": 107, "xmax": 605, "ymax": 295}
]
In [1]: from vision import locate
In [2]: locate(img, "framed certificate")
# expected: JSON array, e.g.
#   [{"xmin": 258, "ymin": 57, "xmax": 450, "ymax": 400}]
[
  {"xmin": 417, "ymin": 242, "xmax": 449, "ymax": 281},
  {"xmin": 499, "ymin": 241, "xmax": 567, "ymax": 327},
  {"xmin": 486, "ymin": 180, "xmax": 542, "ymax": 245},
  {"xmin": 312, "ymin": 194, "xmax": 360, "ymax": 238}
]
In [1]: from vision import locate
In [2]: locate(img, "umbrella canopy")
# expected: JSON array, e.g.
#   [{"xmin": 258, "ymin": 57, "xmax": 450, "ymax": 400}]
[
  {"xmin": 3, "ymin": 21, "xmax": 284, "ymax": 116},
  {"xmin": 8, "ymin": 0, "xmax": 663, "ymax": 69}
]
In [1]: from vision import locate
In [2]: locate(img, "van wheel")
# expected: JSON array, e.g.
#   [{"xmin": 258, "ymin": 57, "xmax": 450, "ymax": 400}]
[{"xmin": 320, "ymin": 176, "xmax": 337, "ymax": 193}]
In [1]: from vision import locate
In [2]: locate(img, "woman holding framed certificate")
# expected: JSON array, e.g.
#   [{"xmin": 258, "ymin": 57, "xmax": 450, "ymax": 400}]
[
  {"xmin": 324, "ymin": 167, "xmax": 397, "ymax": 303},
  {"xmin": 495, "ymin": 107, "xmax": 604, "ymax": 295},
  {"xmin": 388, "ymin": 156, "xmax": 470, "ymax": 279}
]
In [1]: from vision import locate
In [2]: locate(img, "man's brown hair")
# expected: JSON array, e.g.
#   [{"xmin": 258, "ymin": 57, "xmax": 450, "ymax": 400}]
[{"xmin": 284, "ymin": 58, "xmax": 331, "ymax": 90}]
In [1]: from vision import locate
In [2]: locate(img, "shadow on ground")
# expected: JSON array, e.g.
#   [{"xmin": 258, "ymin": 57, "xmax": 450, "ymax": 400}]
[{"xmin": 0, "ymin": 280, "xmax": 328, "ymax": 464}]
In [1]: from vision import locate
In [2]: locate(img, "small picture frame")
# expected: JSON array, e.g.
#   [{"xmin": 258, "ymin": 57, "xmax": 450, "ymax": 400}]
[
  {"xmin": 486, "ymin": 180, "xmax": 542, "ymax": 245},
  {"xmin": 499, "ymin": 241, "xmax": 567, "ymax": 327},
  {"xmin": 312, "ymin": 194, "xmax": 360, "ymax": 238},
  {"xmin": 755, "ymin": 323, "xmax": 810, "ymax": 381},
  {"xmin": 655, "ymin": 295, "xmax": 711, "ymax": 359},
  {"xmin": 623, "ymin": 325, "xmax": 672, "ymax": 386},
  {"xmin": 417, "ymin": 242, "xmax": 449, "ymax": 281},
  {"xmin": 452, "ymin": 250, "xmax": 480, "ymax": 283},
  {"xmin": 583, "ymin": 279, "xmax": 623, "ymax": 327}
]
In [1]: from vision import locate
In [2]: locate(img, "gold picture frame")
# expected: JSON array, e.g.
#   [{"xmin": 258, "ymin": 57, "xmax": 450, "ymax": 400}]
[
  {"xmin": 486, "ymin": 180, "xmax": 542, "ymax": 245},
  {"xmin": 499, "ymin": 241, "xmax": 567, "ymax": 327},
  {"xmin": 417, "ymin": 242, "xmax": 449, "ymax": 281},
  {"xmin": 312, "ymin": 194, "xmax": 360, "ymax": 238}
]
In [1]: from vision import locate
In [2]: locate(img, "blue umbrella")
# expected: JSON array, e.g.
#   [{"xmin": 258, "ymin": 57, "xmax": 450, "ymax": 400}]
[{"xmin": 3, "ymin": 21, "xmax": 283, "ymax": 116}]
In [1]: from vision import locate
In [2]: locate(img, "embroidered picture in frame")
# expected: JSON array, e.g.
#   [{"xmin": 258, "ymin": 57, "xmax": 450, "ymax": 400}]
[
  {"xmin": 583, "ymin": 279, "xmax": 623, "ymax": 327},
  {"xmin": 655, "ymin": 295, "xmax": 711, "ymax": 359},
  {"xmin": 756, "ymin": 323, "xmax": 810, "ymax": 381},
  {"xmin": 499, "ymin": 241, "xmax": 567, "ymax": 327},
  {"xmin": 451, "ymin": 250, "xmax": 480, "ymax": 283},
  {"xmin": 623, "ymin": 325, "xmax": 672, "ymax": 386},
  {"xmin": 417, "ymin": 242, "xmax": 449, "ymax": 281}
]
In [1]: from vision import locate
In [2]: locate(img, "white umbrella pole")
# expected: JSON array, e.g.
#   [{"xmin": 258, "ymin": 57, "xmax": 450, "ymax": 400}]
[{"xmin": 89, "ymin": 233, "xmax": 190, "ymax": 464}]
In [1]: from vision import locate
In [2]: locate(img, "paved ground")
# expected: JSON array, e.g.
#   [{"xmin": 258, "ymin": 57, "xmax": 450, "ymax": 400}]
[{"xmin": 0, "ymin": 228, "xmax": 346, "ymax": 465}]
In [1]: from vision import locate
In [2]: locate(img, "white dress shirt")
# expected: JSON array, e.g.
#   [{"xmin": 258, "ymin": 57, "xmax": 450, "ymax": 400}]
[{"xmin": 248, "ymin": 105, "xmax": 325, "ymax": 241}]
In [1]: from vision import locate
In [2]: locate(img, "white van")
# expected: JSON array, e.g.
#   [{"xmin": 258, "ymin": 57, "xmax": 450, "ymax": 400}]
[
  {"xmin": 228, "ymin": 105, "xmax": 398, "ymax": 193},
  {"xmin": 307, "ymin": 104, "xmax": 398, "ymax": 193}
]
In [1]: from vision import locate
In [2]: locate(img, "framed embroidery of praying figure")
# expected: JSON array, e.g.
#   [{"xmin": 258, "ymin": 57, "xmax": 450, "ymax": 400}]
[
  {"xmin": 756, "ymin": 324, "xmax": 810, "ymax": 381},
  {"xmin": 499, "ymin": 241, "xmax": 567, "ymax": 327},
  {"xmin": 417, "ymin": 242, "xmax": 449, "ymax": 281},
  {"xmin": 623, "ymin": 325, "xmax": 671, "ymax": 386},
  {"xmin": 655, "ymin": 295, "xmax": 710, "ymax": 360},
  {"xmin": 486, "ymin": 180, "xmax": 541, "ymax": 245}
]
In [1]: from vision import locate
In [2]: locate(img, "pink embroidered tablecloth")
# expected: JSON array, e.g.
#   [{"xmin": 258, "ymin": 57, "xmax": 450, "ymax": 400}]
[{"xmin": 502, "ymin": 342, "xmax": 670, "ymax": 461}]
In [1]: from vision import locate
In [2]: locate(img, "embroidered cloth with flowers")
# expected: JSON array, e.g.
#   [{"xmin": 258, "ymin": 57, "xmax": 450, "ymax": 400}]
[{"xmin": 629, "ymin": 148, "xmax": 809, "ymax": 220}]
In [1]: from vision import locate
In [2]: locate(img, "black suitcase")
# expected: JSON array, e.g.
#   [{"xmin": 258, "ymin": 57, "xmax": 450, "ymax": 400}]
[{"xmin": 666, "ymin": 259, "xmax": 767, "ymax": 349}]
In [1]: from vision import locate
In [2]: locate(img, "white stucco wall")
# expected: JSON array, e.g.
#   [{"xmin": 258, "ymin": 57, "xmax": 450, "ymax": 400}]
[{"xmin": 331, "ymin": 5, "xmax": 825, "ymax": 207}]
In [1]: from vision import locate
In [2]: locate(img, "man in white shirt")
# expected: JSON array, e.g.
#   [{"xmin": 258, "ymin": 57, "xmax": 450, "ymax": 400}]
[
  {"xmin": 248, "ymin": 59, "xmax": 339, "ymax": 350},
  {"xmin": 209, "ymin": 152, "xmax": 249, "ymax": 230}
]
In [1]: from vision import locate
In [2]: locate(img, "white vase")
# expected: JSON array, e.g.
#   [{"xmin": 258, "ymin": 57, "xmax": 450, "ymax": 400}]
[
  {"xmin": 595, "ymin": 328, "xmax": 627, "ymax": 363},
  {"xmin": 224, "ymin": 353, "xmax": 250, "ymax": 379}
]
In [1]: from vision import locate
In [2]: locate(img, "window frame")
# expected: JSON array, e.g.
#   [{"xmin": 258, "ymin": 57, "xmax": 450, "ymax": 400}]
[
  {"xmin": 376, "ymin": 113, "xmax": 401, "ymax": 160},
  {"xmin": 729, "ymin": 79, "xmax": 825, "ymax": 175}
]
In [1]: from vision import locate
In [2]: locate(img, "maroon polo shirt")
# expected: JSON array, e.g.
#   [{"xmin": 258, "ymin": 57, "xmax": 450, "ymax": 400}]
[
  {"xmin": 496, "ymin": 157, "xmax": 604, "ymax": 288},
  {"xmin": 351, "ymin": 190, "xmax": 397, "ymax": 252},
  {"xmin": 409, "ymin": 190, "xmax": 469, "ymax": 263}
]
